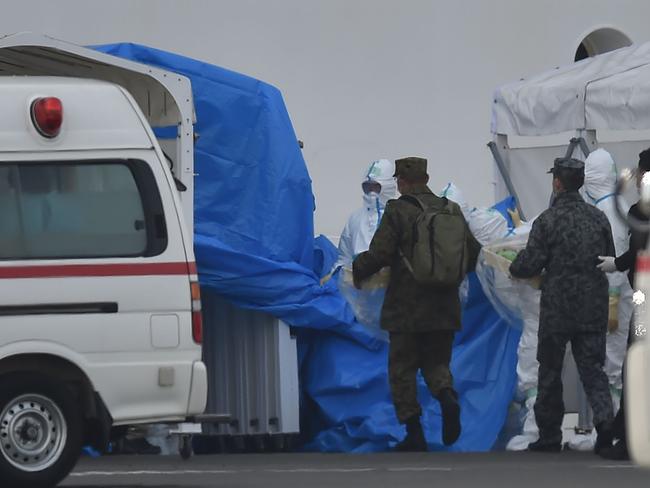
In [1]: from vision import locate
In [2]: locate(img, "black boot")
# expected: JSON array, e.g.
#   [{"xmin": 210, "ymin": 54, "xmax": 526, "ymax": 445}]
[
  {"xmin": 598, "ymin": 440, "xmax": 630, "ymax": 461},
  {"xmin": 438, "ymin": 388, "xmax": 461, "ymax": 446},
  {"xmin": 527, "ymin": 439, "xmax": 562, "ymax": 453},
  {"xmin": 395, "ymin": 416, "xmax": 427, "ymax": 452},
  {"xmin": 595, "ymin": 422, "xmax": 614, "ymax": 455}
]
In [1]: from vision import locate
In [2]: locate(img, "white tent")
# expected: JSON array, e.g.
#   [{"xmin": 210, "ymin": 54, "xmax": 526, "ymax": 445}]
[
  {"xmin": 493, "ymin": 41, "xmax": 650, "ymax": 136},
  {"xmin": 489, "ymin": 42, "xmax": 650, "ymax": 219}
]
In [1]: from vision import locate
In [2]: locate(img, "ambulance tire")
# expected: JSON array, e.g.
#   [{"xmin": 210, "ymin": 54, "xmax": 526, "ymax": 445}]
[{"xmin": 0, "ymin": 373, "xmax": 84, "ymax": 488}]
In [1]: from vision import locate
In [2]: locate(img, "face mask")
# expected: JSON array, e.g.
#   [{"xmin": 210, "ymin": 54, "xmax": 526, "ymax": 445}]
[
  {"xmin": 363, "ymin": 191, "xmax": 380, "ymax": 207},
  {"xmin": 378, "ymin": 180, "xmax": 397, "ymax": 206},
  {"xmin": 363, "ymin": 192, "xmax": 384, "ymax": 228}
]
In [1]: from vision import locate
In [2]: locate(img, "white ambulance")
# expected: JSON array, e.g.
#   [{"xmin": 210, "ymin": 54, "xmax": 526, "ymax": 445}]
[
  {"xmin": 0, "ymin": 33, "xmax": 207, "ymax": 487},
  {"xmin": 616, "ymin": 168, "xmax": 650, "ymax": 467},
  {"xmin": 625, "ymin": 211, "xmax": 650, "ymax": 465}
]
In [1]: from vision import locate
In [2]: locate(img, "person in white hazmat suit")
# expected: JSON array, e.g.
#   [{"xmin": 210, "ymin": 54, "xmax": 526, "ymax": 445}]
[
  {"xmin": 505, "ymin": 268, "xmax": 542, "ymax": 452},
  {"xmin": 440, "ymin": 184, "xmax": 542, "ymax": 451},
  {"xmin": 583, "ymin": 149, "xmax": 632, "ymax": 407},
  {"xmin": 440, "ymin": 183, "xmax": 511, "ymax": 246},
  {"xmin": 336, "ymin": 159, "xmax": 399, "ymax": 269},
  {"xmin": 440, "ymin": 182, "xmax": 517, "ymax": 311}
]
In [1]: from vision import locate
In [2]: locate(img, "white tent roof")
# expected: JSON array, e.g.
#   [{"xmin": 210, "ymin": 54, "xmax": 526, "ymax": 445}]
[{"xmin": 492, "ymin": 41, "xmax": 650, "ymax": 137}]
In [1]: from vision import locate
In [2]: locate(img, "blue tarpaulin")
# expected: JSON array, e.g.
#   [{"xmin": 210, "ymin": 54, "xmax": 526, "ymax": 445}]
[{"xmin": 94, "ymin": 43, "xmax": 520, "ymax": 452}]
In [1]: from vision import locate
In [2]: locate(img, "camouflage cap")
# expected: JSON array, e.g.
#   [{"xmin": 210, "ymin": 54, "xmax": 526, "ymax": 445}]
[
  {"xmin": 548, "ymin": 157, "xmax": 585, "ymax": 175},
  {"xmin": 393, "ymin": 157, "xmax": 428, "ymax": 179}
]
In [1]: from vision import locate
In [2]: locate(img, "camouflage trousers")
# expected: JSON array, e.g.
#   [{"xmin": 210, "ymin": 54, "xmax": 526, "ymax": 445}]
[
  {"xmin": 388, "ymin": 331, "xmax": 455, "ymax": 423},
  {"xmin": 535, "ymin": 326, "xmax": 613, "ymax": 444}
]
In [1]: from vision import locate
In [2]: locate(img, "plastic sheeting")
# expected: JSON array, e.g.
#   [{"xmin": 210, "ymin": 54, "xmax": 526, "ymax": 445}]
[
  {"xmin": 94, "ymin": 43, "xmax": 520, "ymax": 452},
  {"xmin": 302, "ymin": 270, "xmax": 521, "ymax": 452},
  {"xmin": 94, "ymin": 43, "xmax": 315, "ymax": 269},
  {"xmin": 337, "ymin": 267, "xmax": 389, "ymax": 342},
  {"xmin": 475, "ymin": 226, "xmax": 543, "ymax": 451},
  {"xmin": 476, "ymin": 230, "xmax": 540, "ymax": 330}
]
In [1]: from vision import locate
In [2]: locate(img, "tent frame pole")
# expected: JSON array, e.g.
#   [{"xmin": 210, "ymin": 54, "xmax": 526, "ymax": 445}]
[
  {"xmin": 488, "ymin": 137, "xmax": 526, "ymax": 220},
  {"xmin": 565, "ymin": 134, "xmax": 593, "ymax": 160}
]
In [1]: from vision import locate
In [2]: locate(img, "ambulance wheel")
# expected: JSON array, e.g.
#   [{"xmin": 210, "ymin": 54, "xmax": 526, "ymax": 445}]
[{"xmin": 0, "ymin": 373, "xmax": 83, "ymax": 488}]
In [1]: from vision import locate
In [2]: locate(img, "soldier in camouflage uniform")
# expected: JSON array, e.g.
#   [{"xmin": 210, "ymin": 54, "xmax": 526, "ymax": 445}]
[
  {"xmin": 353, "ymin": 157, "xmax": 481, "ymax": 451},
  {"xmin": 510, "ymin": 157, "xmax": 615, "ymax": 453}
]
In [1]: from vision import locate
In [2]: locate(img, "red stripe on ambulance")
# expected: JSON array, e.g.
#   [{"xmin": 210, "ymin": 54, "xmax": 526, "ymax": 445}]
[
  {"xmin": 0, "ymin": 262, "xmax": 197, "ymax": 279},
  {"xmin": 637, "ymin": 254, "xmax": 650, "ymax": 273}
]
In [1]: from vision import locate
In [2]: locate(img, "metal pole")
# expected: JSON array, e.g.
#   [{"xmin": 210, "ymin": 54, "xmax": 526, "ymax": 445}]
[
  {"xmin": 564, "ymin": 138, "xmax": 580, "ymax": 159},
  {"xmin": 574, "ymin": 135, "xmax": 595, "ymax": 434},
  {"xmin": 564, "ymin": 136, "xmax": 596, "ymax": 435},
  {"xmin": 577, "ymin": 137, "xmax": 591, "ymax": 158},
  {"xmin": 487, "ymin": 141, "xmax": 527, "ymax": 221},
  {"xmin": 566, "ymin": 137, "xmax": 592, "ymax": 160}
]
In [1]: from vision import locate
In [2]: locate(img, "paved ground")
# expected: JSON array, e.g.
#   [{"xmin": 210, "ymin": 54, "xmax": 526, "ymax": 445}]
[{"xmin": 61, "ymin": 451, "xmax": 648, "ymax": 488}]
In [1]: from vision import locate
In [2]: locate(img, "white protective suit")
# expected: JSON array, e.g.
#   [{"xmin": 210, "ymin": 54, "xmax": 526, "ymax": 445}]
[
  {"xmin": 584, "ymin": 149, "xmax": 633, "ymax": 398},
  {"xmin": 440, "ymin": 183, "xmax": 511, "ymax": 245},
  {"xmin": 506, "ymin": 262, "xmax": 541, "ymax": 451},
  {"xmin": 336, "ymin": 159, "xmax": 399, "ymax": 269},
  {"xmin": 441, "ymin": 183, "xmax": 514, "ymax": 307}
]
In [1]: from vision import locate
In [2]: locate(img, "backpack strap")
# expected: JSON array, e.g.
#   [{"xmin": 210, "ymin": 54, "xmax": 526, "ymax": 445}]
[
  {"xmin": 397, "ymin": 194, "xmax": 448, "ymax": 274},
  {"xmin": 399, "ymin": 194, "xmax": 425, "ymax": 211},
  {"xmin": 400, "ymin": 194, "xmax": 449, "ymax": 212}
]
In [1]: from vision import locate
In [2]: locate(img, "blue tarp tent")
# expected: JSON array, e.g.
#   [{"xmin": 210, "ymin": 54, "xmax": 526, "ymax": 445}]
[{"xmin": 94, "ymin": 43, "xmax": 520, "ymax": 452}]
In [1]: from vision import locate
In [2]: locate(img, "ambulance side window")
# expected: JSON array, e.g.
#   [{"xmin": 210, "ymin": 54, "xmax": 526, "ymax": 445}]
[{"xmin": 0, "ymin": 160, "xmax": 167, "ymax": 260}]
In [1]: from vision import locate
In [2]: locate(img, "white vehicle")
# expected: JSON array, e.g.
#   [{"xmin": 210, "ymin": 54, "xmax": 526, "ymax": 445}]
[
  {"xmin": 626, "ymin": 265, "xmax": 650, "ymax": 467},
  {"xmin": 622, "ymin": 171, "xmax": 650, "ymax": 468},
  {"xmin": 0, "ymin": 34, "xmax": 207, "ymax": 487}
]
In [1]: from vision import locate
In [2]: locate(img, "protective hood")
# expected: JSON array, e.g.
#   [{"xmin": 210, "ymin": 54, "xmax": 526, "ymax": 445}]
[
  {"xmin": 364, "ymin": 159, "xmax": 399, "ymax": 207},
  {"xmin": 584, "ymin": 148, "xmax": 617, "ymax": 203},
  {"xmin": 440, "ymin": 182, "xmax": 470, "ymax": 216}
]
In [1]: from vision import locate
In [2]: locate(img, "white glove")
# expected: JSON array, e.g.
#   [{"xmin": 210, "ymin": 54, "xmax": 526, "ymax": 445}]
[{"xmin": 597, "ymin": 256, "xmax": 617, "ymax": 273}]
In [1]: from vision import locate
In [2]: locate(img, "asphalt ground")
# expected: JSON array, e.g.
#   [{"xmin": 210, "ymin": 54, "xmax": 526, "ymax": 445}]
[{"xmin": 61, "ymin": 451, "xmax": 648, "ymax": 488}]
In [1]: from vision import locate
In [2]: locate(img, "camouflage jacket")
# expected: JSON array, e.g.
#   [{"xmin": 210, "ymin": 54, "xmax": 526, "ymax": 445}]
[
  {"xmin": 510, "ymin": 191, "xmax": 615, "ymax": 332},
  {"xmin": 352, "ymin": 184, "xmax": 481, "ymax": 332}
]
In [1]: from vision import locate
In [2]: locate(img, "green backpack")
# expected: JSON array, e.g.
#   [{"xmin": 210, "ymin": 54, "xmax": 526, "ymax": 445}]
[{"xmin": 400, "ymin": 195, "xmax": 469, "ymax": 288}]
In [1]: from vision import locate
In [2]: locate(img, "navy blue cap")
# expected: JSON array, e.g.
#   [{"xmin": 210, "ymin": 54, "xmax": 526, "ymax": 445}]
[{"xmin": 548, "ymin": 157, "xmax": 585, "ymax": 174}]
